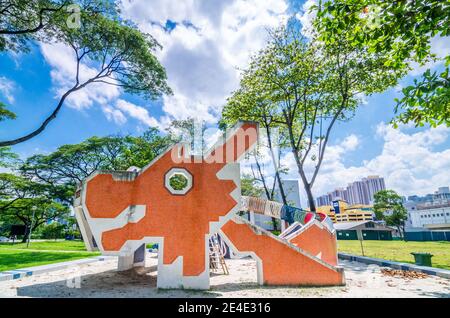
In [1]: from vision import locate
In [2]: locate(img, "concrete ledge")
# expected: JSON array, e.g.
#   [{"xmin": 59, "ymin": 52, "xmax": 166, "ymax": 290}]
[
  {"xmin": 0, "ymin": 256, "xmax": 115, "ymax": 282},
  {"xmin": 338, "ymin": 253, "xmax": 450, "ymax": 279}
]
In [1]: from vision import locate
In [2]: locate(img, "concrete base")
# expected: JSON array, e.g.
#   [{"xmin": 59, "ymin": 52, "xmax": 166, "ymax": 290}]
[{"xmin": 117, "ymin": 244, "xmax": 147, "ymax": 270}]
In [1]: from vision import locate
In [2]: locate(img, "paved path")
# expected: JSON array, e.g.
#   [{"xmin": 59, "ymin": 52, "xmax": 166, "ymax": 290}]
[{"xmin": 0, "ymin": 254, "xmax": 449, "ymax": 298}]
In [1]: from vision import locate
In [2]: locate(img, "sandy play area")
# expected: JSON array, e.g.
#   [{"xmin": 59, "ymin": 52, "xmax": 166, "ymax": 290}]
[{"xmin": 0, "ymin": 253, "xmax": 449, "ymax": 298}]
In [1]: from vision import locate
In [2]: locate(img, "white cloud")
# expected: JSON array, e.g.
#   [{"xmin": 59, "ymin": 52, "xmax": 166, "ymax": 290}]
[
  {"xmin": 281, "ymin": 123, "xmax": 450, "ymax": 204},
  {"xmin": 340, "ymin": 134, "xmax": 360, "ymax": 151},
  {"xmin": 40, "ymin": 43, "xmax": 120, "ymax": 111},
  {"xmin": 115, "ymin": 99, "xmax": 160, "ymax": 128},
  {"xmin": 295, "ymin": 0, "xmax": 317, "ymax": 39},
  {"xmin": 37, "ymin": 1, "xmax": 289, "ymax": 127},
  {"xmin": 102, "ymin": 105, "xmax": 127, "ymax": 125},
  {"xmin": 119, "ymin": 0, "xmax": 289, "ymax": 125},
  {"xmin": 0, "ymin": 76, "xmax": 16, "ymax": 104}
]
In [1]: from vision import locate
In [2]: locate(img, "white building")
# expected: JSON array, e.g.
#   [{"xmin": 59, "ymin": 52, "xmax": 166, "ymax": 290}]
[
  {"xmin": 275, "ymin": 179, "xmax": 301, "ymax": 208},
  {"xmin": 408, "ymin": 205, "xmax": 450, "ymax": 230}
]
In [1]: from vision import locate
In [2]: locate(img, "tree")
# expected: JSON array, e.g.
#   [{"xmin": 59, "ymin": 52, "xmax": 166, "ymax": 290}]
[
  {"xmin": 373, "ymin": 190, "xmax": 408, "ymax": 240},
  {"xmin": 221, "ymin": 66, "xmax": 290, "ymax": 205},
  {"xmin": 1, "ymin": 199, "xmax": 69, "ymax": 242},
  {"xmin": 248, "ymin": 135, "xmax": 290, "ymax": 205},
  {"xmin": 21, "ymin": 131, "xmax": 173, "ymax": 184},
  {"xmin": 0, "ymin": 102, "xmax": 16, "ymax": 122},
  {"xmin": 0, "ymin": 1, "xmax": 116, "ymax": 52},
  {"xmin": 19, "ymin": 129, "xmax": 174, "ymax": 204},
  {"xmin": 223, "ymin": 26, "xmax": 403, "ymax": 211},
  {"xmin": 0, "ymin": 172, "xmax": 69, "ymax": 242},
  {"xmin": 0, "ymin": 173, "xmax": 45, "ymax": 213},
  {"xmin": 40, "ymin": 222, "xmax": 66, "ymax": 240},
  {"xmin": 314, "ymin": 0, "xmax": 450, "ymax": 127},
  {"xmin": 394, "ymin": 64, "xmax": 449, "ymax": 128},
  {"xmin": 63, "ymin": 216, "xmax": 81, "ymax": 238},
  {"xmin": 0, "ymin": 1, "xmax": 171, "ymax": 146},
  {"xmin": 241, "ymin": 174, "xmax": 264, "ymax": 198},
  {"xmin": 20, "ymin": 136, "xmax": 127, "ymax": 185},
  {"xmin": 0, "ymin": 146, "xmax": 18, "ymax": 167},
  {"xmin": 122, "ymin": 128, "xmax": 174, "ymax": 169},
  {"xmin": 167, "ymin": 117, "xmax": 208, "ymax": 156}
]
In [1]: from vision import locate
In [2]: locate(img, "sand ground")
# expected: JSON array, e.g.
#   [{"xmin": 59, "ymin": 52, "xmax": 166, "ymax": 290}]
[{"xmin": 0, "ymin": 253, "xmax": 449, "ymax": 298}]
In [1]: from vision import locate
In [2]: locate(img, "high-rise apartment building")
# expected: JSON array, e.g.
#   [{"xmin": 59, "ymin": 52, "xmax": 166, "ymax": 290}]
[
  {"xmin": 363, "ymin": 176, "xmax": 386, "ymax": 202},
  {"xmin": 316, "ymin": 175, "xmax": 386, "ymax": 206}
]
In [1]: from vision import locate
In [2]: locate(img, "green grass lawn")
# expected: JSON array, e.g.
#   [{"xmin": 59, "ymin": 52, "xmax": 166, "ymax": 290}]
[
  {"xmin": 338, "ymin": 240, "xmax": 450, "ymax": 270},
  {"xmin": 0, "ymin": 240, "xmax": 100, "ymax": 272},
  {"xmin": 0, "ymin": 240, "xmax": 88, "ymax": 251}
]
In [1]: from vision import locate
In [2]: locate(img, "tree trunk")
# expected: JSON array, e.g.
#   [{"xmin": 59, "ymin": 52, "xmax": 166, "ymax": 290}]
[
  {"xmin": 271, "ymin": 217, "xmax": 278, "ymax": 231},
  {"xmin": 304, "ymin": 182, "xmax": 316, "ymax": 213},
  {"xmin": 295, "ymin": 152, "xmax": 317, "ymax": 212},
  {"xmin": 21, "ymin": 225, "xmax": 30, "ymax": 243},
  {"xmin": 0, "ymin": 84, "xmax": 81, "ymax": 147},
  {"xmin": 264, "ymin": 124, "xmax": 287, "ymax": 205},
  {"xmin": 397, "ymin": 225, "xmax": 404, "ymax": 240}
]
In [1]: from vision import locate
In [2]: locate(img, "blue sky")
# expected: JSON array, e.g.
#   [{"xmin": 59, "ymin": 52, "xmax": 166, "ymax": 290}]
[{"xmin": 0, "ymin": 0, "xmax": 449, "ymax": 201}]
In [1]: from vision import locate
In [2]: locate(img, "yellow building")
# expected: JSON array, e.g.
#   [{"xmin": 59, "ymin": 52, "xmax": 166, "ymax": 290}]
[{"xmin": 315, "ymin": 200, "xmax": 374, "ymax": 223}]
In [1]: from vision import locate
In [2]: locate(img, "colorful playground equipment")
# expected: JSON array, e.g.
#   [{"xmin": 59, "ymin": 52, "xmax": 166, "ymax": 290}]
[
  {"xmin": 73, "ymin": 121, "xmax": 344, "ymax": 289},
  {"xmin": 240, "ymin": 196, "xmax": 338, "ymax": 267}
]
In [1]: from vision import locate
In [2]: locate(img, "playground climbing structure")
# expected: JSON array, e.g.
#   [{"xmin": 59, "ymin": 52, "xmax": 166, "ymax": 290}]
[{"xmin": 73, "ymin": 121, "xmax": 344, "ymax": 289}]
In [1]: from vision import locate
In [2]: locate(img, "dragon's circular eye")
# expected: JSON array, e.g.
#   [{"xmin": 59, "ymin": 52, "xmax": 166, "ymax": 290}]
[
  {"xmin": 169, "ymin": 173, "xmax": 188, "ymax": 190},
  {"xmin": 164, "ymin": 168, "xmax": 193, "ymax": 195}
]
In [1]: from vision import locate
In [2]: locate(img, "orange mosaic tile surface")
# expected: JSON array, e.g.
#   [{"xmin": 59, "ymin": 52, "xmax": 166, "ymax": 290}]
[
  {"xmin": 84, "ymin": 123, "xmax": 258, "ymax": 276},
  {"xmin": 221, "ymin": 220, "xmax": 344, "ymax": 286}
]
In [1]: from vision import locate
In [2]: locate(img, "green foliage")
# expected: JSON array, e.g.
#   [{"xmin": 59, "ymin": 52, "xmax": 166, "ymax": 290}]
[
  {"xmin": 394, "ymin": 64, "xmax": 450, "ymax": 128},
  {"xmin": 0, "ymin": 172, "xmax": 70, "ymax": 242},
  {"xmin": 58, "ymin": 9, "xmax": 171, "ymax": 99},
  {"xmin": 0, "ymin": 0, "xmax": 118, "ymax": 52},
  {"xmin": 222, "ymin": 25, "xmax": 403, "ymax": 210},
  {"xmin": 0, "ymin": 1, "xmax": 171, "ymax": 147},
  {"xmin": 20, "ymin": 129, "xmax": 173, "ymax": 185},
  {"xmin": 0, "ymin": 147, "xmax": 18, "ymax": 168},
  {"xmin": 40, "ymin": 222, "xmax": 66, "ymax": 240},
  {"xmin": 0, "ymin": 102, "xmax": 16, "ymax": 122},
  {"xmin": 122, "ymin": 128, "xmax": 174, "ymax": 168},
  {"xmin": 167, "ymin": 117, "xmax": 208, "ymax": 155},
  {"xmin": 241, "ymin": 174, "xmax": 264, "ymax": 198},
  {"xmin": 314, "ymin": 0, "xmax": 450, "ymax": 127},
  {"xmin": 169, "ymin": 174, "xmax": 188, "ymax": 191},
  {"xmin": 0, "ymin": 173, "xmax": 47, "ymax": 203},
  {"xmin": 373, "ymin": 190, "xmax": 408, "ymax": 239},
  {"xmin": 20, "ymin": 136, "xmax": 130, "ymax": 185}
]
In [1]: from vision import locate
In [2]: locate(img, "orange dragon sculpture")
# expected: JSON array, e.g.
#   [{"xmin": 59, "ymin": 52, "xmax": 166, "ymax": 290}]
[{"xmin": 74, "ymin": 122, "xmax": 344, "ymax": 289}]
